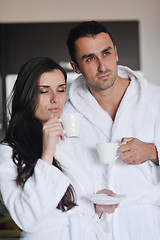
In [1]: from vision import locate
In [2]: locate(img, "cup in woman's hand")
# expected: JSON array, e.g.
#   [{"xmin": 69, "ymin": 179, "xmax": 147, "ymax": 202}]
[{"xmin": 61, "ymin": 113, "xmax": 83, "ymax": 137}]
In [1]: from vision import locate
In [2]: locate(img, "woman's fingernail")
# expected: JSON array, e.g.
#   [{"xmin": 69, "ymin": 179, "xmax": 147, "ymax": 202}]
[{"xmin": 51, "ymin": 114, "xmax": 54, "ymax": 118}]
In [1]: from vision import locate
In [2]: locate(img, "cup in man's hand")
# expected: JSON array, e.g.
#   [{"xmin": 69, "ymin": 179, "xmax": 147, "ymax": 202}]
[{"xmin": 96, "ymin": 142, "xmax": 119, "ymax": 164}]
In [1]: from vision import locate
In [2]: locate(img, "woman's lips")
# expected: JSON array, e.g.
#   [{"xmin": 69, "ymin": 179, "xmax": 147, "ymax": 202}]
[{"xmin": 48, "ymin": 108, "xmax": 61, "ymax": 113}]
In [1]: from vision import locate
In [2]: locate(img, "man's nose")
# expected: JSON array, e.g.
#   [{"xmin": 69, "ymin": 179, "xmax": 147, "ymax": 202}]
[{"xmin": 97, "ymin": 58, "xmax": 106, "ymax": 72}]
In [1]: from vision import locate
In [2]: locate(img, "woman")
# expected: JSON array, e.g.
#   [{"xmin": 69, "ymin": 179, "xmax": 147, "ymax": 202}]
[{"xmin": 0, "ymin": 57, "xmax": 107, "ymax": 240}]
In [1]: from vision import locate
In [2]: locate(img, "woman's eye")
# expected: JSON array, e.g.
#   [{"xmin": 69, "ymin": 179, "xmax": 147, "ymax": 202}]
[
  {"xmin": 39, "ymin": 89, "xmax": 49, "ymax": 94},
  {"xmin": 58, "ymin": 88, "xmax": 66, "ymax": 92}
]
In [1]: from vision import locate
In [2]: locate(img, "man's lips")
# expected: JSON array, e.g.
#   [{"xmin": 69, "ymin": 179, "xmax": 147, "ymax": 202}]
[{"xmin": 97, "ymin": 73, "xmax": 111, "ymax": 80}]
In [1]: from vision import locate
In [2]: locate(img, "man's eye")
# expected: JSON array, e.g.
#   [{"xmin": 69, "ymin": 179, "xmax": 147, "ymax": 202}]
[
  {"xmin": 104, "ymin": 51, "xmax": 110, "ymax": 56},
  {"xmin": 86, "ymin": 57, "xmax": 94, "ymax": 62}
]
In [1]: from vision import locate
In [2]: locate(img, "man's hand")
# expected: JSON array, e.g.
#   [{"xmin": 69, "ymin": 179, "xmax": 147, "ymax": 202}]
[
  {"xmin": 95, "ymin": 189, "xmax": 119, "ymax": 218},
  {"xmin": 119, "ymin": 137, "xmax": 158, "ymax": 165}
]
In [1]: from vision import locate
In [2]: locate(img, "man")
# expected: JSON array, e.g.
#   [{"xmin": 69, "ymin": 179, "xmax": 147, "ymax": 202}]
[{"xmin": 64, "ymin": 21, "xmax": 160, "ymax": 240}]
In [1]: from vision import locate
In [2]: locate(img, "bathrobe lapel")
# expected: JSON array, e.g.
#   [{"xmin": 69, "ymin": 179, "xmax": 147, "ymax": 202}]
[
  {"xmin": 69, "ymin": 66, "xmax": 146, "ymax": 142},
  {"xmin": 69, "ymin": 75, "xmax": 113, "ymax": 141}
]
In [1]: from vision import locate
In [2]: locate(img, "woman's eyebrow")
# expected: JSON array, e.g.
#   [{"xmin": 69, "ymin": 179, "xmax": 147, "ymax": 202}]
[
  {"xmin": 38, "ymin": 85, "xmax": 49, "ymax": 88},
  {"xmin": 38, "ymin": 84, "xmax": 66, "ymax": 88},
  {"xmin": 58, "ymin": 84, "xmax": 66, "ymax": 87}
]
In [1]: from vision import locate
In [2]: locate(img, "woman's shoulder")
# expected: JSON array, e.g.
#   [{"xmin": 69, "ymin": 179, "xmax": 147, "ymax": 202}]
[
  {"xmin": 0, "ymin": 143, "xmax": 12, "ymax": 151},
  {"xmin": 0, "ymin": 144, "xmax": 13, "ymax": 161}
]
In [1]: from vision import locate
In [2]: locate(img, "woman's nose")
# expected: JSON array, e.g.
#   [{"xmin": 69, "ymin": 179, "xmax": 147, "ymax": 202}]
[{"xmin": 50, "ymin": 93, "xmax": 59, "ymax": 103}]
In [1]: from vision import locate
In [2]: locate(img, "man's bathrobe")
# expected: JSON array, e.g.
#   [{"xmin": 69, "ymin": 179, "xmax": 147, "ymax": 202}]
[
  {"xmin": 63, "ymin": 65, "xmax": 160, "ymax": 240},
  {"xmin": 0, "ymin": 142, "xmax": 106, "ymax": 240}
]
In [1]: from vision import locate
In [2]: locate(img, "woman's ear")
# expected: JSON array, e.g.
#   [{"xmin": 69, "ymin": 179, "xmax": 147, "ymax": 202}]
[{"xmin": 70, "ymin": 61, "xmax": 81, "ymax": 74}]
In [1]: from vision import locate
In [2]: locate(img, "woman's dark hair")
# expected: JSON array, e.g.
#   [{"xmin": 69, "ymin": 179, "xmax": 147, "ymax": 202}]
[
  {"xmin": 2, "ymin": 57, "xmax": 76, "ymax": 212},
  {"xmin": 67, "ymin": 21, "xmax": 115, "ymax": 66}
]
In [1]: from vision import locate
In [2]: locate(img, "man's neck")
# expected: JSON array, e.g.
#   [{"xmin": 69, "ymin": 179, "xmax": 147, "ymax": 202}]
[{"xmin": 89, "ymin": 76, "xmax": 130, "ymax": 121}]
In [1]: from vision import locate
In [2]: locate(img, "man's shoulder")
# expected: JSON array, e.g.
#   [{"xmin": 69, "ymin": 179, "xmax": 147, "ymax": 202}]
[
  {"xmin": 148, "ymin": 81, "xmax": 160, "ymax": 92},
  {"xmin": 146, "ymin": 81, "xmax": 160, "ymax": 96},
  {"xmin": 63, "ymin": 100, "xmax": 77, "ymax": 113},
  {"xmin": 145, "ymin": 81, "xmax": 160, "ymax": 108}
]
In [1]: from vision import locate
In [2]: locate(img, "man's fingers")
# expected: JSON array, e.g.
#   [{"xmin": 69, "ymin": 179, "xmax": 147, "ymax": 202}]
[{"xmin": 120, "ymin": 137, "xmax": 133, "ymax": 145}]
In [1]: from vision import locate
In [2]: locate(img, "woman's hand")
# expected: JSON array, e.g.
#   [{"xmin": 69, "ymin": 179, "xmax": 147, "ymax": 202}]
[
  {"xmin": 95, "ymin": 189, "xmax": 119, "ymax": 218},
  {"xmin": 41, "ymin": 116, "xmax": 65, "ymax": 165}
]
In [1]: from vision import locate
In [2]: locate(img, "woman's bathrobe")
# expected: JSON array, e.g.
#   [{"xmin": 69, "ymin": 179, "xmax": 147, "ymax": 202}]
[
  {"xmin": 63, "ymin": 65, "xmax": 160, "ymax": 240},
  {"xmin": 0, "ymin": 142, "xmax": 106, "ymax": 240}
]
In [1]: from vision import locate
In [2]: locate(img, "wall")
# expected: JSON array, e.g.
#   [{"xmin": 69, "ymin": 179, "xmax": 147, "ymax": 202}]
[
  {"xmin": 0, "ymin": 0, "xmax": 160, "ymax": 85},
  {"xmin": 1, "ymin": 21, "xmax": 140, "ymax": 73}
]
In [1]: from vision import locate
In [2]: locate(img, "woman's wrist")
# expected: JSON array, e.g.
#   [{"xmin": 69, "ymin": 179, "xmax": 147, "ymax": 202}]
[{"xmin": 41, "ymin": 153, "xmax": 54, "ymax": 165}]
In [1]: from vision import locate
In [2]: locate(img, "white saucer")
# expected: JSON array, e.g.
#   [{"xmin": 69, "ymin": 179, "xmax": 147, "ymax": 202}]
[{"xmin": 85, "ymin": 193, "xmax": 127, "ymax": 205}]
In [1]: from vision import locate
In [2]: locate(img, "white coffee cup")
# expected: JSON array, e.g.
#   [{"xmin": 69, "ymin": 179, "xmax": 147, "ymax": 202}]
[
  {"xmin": 96, "ymin": 142, "xmax": 119, "ymax": 164},
  {"xmin": 61, "ymin": 113, "xmax": 83, "ymax": 137}
]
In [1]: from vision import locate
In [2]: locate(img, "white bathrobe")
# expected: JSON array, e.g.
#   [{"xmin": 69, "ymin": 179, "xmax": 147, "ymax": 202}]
[
  {"xmin": 64, "ymin": 65, "xmax": 160, "ymax": 240},
  {"xmin": 0, "ymin": 143, "xmax": 106, "ymax": 240}
]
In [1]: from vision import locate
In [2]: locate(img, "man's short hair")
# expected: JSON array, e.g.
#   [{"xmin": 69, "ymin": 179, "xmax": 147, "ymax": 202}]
[{"xmin": 67, "ymin": 21, "xmax": 115, "ymax": 65}]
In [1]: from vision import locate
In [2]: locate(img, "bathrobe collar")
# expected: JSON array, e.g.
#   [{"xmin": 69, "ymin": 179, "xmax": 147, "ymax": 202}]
[{"xmin": 69, "ymin": 65, "xmax": 147, "ymax": 141}]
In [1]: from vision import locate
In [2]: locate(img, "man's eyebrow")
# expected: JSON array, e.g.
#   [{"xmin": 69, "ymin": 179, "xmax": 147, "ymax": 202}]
[
  {"xmin": 102, "ymin": 47, "xmax": 112, "ymax": 53},
  {"xmin": 81, "ymin": 53, "xmax": 95, "ymax": 61},
  {"xmin": 81, "ymin": 47, "xmax": 113, "ymax": 61}
]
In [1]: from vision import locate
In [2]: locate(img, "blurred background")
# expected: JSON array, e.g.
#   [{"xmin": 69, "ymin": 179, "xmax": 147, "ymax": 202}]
[
  {"xmin": 0, "ymin": 0, "xmax": 160, "ymax": 136},
  {"xmin": 0, "ymin": 0, "xmax": 160, "ymax": 238}
]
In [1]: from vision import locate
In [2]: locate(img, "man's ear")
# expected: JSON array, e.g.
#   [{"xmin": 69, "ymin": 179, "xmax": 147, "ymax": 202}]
[
  {"xmin": 114, "ymin": 45, "xmax": 119, "ymax": 62},
  {"xmin": 70, "ymin": 61, "xmax": 81, "ymax": 74}
]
